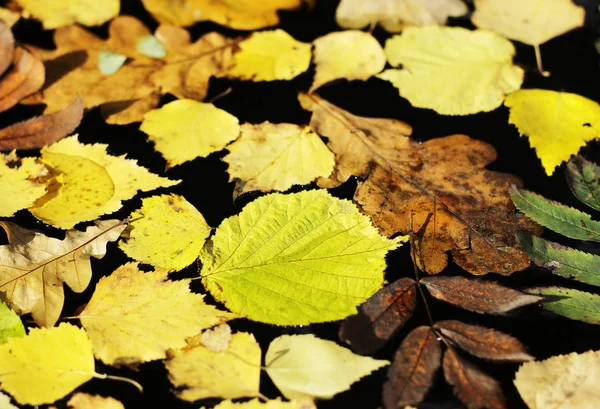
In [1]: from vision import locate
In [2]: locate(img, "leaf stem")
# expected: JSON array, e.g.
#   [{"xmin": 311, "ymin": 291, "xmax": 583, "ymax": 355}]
[
  {"xmin": 93, "ymin": 372, "xmax": 143, "ymax": 392},
  {"xmin": 534, "ymin": 44, "xmax": 550, "ymax": 77}
]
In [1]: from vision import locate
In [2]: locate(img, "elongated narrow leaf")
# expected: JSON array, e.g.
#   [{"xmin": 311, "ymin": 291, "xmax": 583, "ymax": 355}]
[
  {"xmin": 339, "ymin": 277, "xmax": 417, "ymax": 354},
  {"xmin": 421, "ymin": 276, "xmax": 541, "ymax": 314},
  {"xmin": 566, "ymin": 156, "xmax": 600, "ymax": 212},
  {"xmin": 510, "ymin": 185, "xmax": 600, "ymax": 241},
  {"xmin": 518, "ymin": 231, "xmax": 600, "ymax": 286},
  {"xmin": 434, "ymin": 320, "xmax": 532, "ymax": 362},
  {"xmin": 527, "ymin": 287, "xmax": 600, "ymax": 324},
  {"xmin": 443, "ymin": 348, "xmax": 506, "ymax": 409},
  {"xmin": 382, "ymin": 326, "xmax": 441, "ymax": 409}
]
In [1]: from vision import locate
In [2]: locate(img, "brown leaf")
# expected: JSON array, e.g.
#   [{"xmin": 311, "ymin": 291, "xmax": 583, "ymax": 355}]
[
  {"xmin": 382, "ymin": 326, "xmax": 441, "ymax": 409},
  {"xmin": 299, "ymin": 93, "xmax": 542, "ymax": 275},
  {"xmin": 0, "ymin": 20, "xmax": 14, "ymax": 76},
  {"xmin": 421, "ymin": 276, "xmax": 542, "ymax": 314},
  {"xmin": 0, "ymin": 47, "xmax": 45, "ymax": 112},
  {"xmin": 443, "ymin": 347, "xmax": 506, "ymax": 409},
  {"xmin": 434, "ymin": 320, "xmax": 533, "ymax": 362},
  {"xmin": 0, "ymin": 96, "xmax": 83, "ymax": 150},
  {"xmin": 339, "ymin": 277, "xmax": 417, "ymax": 354}
]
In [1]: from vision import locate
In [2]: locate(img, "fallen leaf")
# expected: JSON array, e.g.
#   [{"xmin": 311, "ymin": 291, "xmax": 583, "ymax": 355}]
[
  {"xmin": 0, "ymin": 323, "xmax": 94, "ymax": 405},
  {"xmin": 223, "ymin": 122, "xmax": 334, "ymax": 196},
  {"xmin": 339, "ymin": 277, "xmax": 417, "ymax": 354},
  {"xmin": 100, "ymin": 94, "xmax": 161, "ymax": 125},
  {"xmin": 199, "ymin": 190, "xmax": 404, "ymax": 325},
  {"xmin": 0, "ymin": 300, "xmax": 24, "ymax": 343},
  {"xmin": 505, "ymin": 90, "xmax": 600, "ymax": 175},
  {"xmin": 0, "ymin": 8, "xmax": 19, "ymax": 28},
  {"xmin": 526, "ymin": 287, "xmax": 600, "ymax": 324},
  {"xmin": 265, "ymin": 334, "xmax": 389, "ymax": 399},
  {"xmin": 567, "ymin": 156, "xmax": 600, "ymax": 212},
  {"xmin": 0, "ymin": 21, "xmax": 14, "ymax": 76},
  {"xmin": 0, "ymin": 47, "xmax": 45, "ymax": 113},
  {"xmin": 0, "ymin": 152, "xmax": 48, "ymax": 217},
  {"xmin": 200, "ymin": 323, "xmax": 232, "ymax": 352},
  {"xmin": 16, "ymin": 0, "xmax": 119, "ymax": 28},
  {"xmin": 300, "ymin": 93, "xmax": 541, "ymax": 275},
  {"xmin": 136, "ymin": 34, "xmax": 166, "ymax": 59},
  {"xmin": 206, "ymin": 398, "xmax": 316, "ymax": 409},
  {"xmin": 67, "ymin": 393, "xmax": 124, "ymax": 409},
  {"xmin": 382, "ymin": 326, "xmax": 441, "ymax": 409},
  {"xmin": 0, "ymin": 219, "xmax": 125, "ymax": 327},
  {"xmin": 0, "ymin": 392, "xmax": 17, "ymax": 409},
  {"xmin": 97, "ymin": 50, "xmax": 127, "ymax": 76}
]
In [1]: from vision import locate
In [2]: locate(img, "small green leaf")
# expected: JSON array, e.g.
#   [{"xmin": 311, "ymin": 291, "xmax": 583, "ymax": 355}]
[
  {"xmin": 97, "ymin": 50, "xmax": 127, "ymax": 75},
  {"xmin": 136, "ymin": 34, "xmax": 166, "ymax": 59},
  {"xmin": 510, "ymin": 185, "xmax": 600, "ymax": 242},
  {"xmin": 518, "ymin": 232, "xmax": 600, "ymax": 286},
  {"xmin": 566, "ymin": 156, "xmax": 600, "ymax": 212},
  {"xmin": 527, "ymin": 286, "xmax": 600, "ymax": 324},
  {"xmin": 0, "ymin": 300, "xmax": 25, "ymax": 343}
]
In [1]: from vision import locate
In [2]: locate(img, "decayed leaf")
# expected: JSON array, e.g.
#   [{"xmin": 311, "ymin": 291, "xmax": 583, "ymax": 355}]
[
  {"xmin": 0, "ymin": 152, "xmax": 48, "ymax": 217},
  {"xmin": 300, "ymin": 93, "xmax": 541, "ymax": 275},
  {"xmin": 0, "ymin": 220, "xmax": 125, "ymax": 327},
  {"xmin": 79, "ymin": 263, "xmax": 237, "ymax": 365},
  {"xmin": 0, "ymin": 300, "xmax": 24, "ymax": 343},
  {"xmin": 339, "ymin": 277, "xmax": 417, "ymax": 354},
  {"xmin": 0, "ymin": 323, "xmax": 94, "ymax": 405},
  {"xmin": 226, "ymin": 30, "xmax": 311, "ymax": 82},
  {"xmin": 505, "ymin": 90, "xmax": 600, "ymax": 175},
  {"xmin": 0, "ymin": 21, "xmax": 14, "ymax": 76},
  {"xmin": 421, "ymin": 276, "xmax": 542, "ymax": 314},
  {"xmin": 16, "ymin": 0, "xmax": 119, "ymax": 28},
  {"xmin": 266, "ymin": 334, "xmax": 389, "ymax": 399},
  {"xmin": 0, "ymin": 47, "xmax": 45, "ymax": 113},
  {"xmin": 382, "ymin": 326, "xmax": 441, "ymax": 409},
  {"xmin": 527, "ymin": 287, "xmax": 600, "ymax": 324},
  {"xmin": 207, "ymin": 398, "xmax": 316, "ymax": 409},
  {"xmin": 443, "ymin": 347, "xmax": 506, "ymax": 409},
  {"xmin": 140, "ymin": 99, "xmax": 240, "ymax": 168},
  {"xmin": 223, "ymin": 122, "xmax": 334, "ymax": 196},
  {"xmin": 166, "ymin": 332, "xmax": 261, "ymax": 401},
  {"xmin": 434, "ymin": 320, "xmax": 533, "ymax": 362},
  {"xmin": 199, "ymin": 190, "xmax": 404, "ymax": 325},
  {"xmin": 200, "ymin": 323, "xmax": 232, "ymax": 352},
  {"xmin": 311, "ymin": 30, "xmax": 385, "ymax": 91},
  {"xmin": 67, "ymin": 393, "xmax": 124, "ymax": 409},
  {"xmin": 514, "ymin": 350, "xmax": 600, "ymax": 409},
  {"xmin": 336, "ymin": 0, "xmax": 467, "ymax": 32},
  {"xmin": 0, "ymin": 392, "xmax": 17, "ymax": 409},
  {"xmin": 378, "ymin": 26, "xmax": 523, "ymax": 115},
  {"xmin": 567, "ymin": 156, "xmax": 600, "ymax": 212}
]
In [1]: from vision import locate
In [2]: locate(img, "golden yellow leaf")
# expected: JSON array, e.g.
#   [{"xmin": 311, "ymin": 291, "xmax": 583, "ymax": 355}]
[
  {"xmin": 67, "ymin": 393, "xmax": 124, "ymax": 409},
  {"xmin": 504, "ymin": 90, "xmax": 600, "ymax": 175},
  {"xmin": 120, "ymin": 194, "xmax": 211, "ymax": 271},
  {"xmin": 79, "ymin": 263, "xmax": 237, "ymax": 366},
  {"xmin": 223, "ymin": 122, "xmax": 334, "ymax": 196},
  {"xmin": 311, "ymin": 30, "xmax": 385, "ymax": 91},
  {"xmin": 206, "ymin": 398, "xmax": 316, "ymax": 409},
  {"xmin": 166, "ymin": 332, "xmax": 261, "ymax": 401},
  {"xmin": 200, "ymin": 323, "xmax": 232, "ymax": 352},
  {"xmin": 227, "ymin": 30, "xmax": 311, "ymax": 82},
  {"xmin": 0, "ymin": 220, "xmax": 125, "ymax": 327},
  {"xmin": 0, "ymin": 323, "xmax": 94, "ymax": 405},
  {"xmin": 17, "ymin": 0, "xmax": 119, "ymax": 28},
  {"xmin": 0, "ymin": 8, "xmax": 19, "ymax": 27},
  {"xmin": 378, "ymin": 26, "xmax": 523, "ymax": 115},
  {"xmin": 0, "ymin": 152, "xmax": 48, "ymax": 217},
  {"xmin": 140, "ymin": 99, "xmax": 240, "ymax": 167}
]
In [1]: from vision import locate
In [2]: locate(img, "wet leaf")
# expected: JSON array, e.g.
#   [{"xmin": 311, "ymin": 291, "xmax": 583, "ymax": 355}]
[
  {"xmin": 526, "ymin": 287, "xmax": 600, "ymax": 324},
  {"xmin": 16, "ymin": 0, "xmax": 119, "ymax": 28},
  {"xmin": 566, "ymin": 156, "xmax": 600, "ymax": 212},
  {"xmin": 0, "ymin": 300, "xmax": 24, "ymax": 344},
  {"xmin": 67, "ymin": 393, "xmax": 124, "ymax": 409},
  {"xmin": 0, "ymin": 152, "xmax": 48, "ymax": 217},
  {"xmin": 0, "ymin": 47, "xmax": 45, "ymax": 113}
]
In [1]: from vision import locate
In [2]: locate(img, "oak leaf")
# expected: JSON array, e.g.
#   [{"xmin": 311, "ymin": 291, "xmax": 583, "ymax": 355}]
[
  {"xmin": 16, "ymin": 0, "xmax": 119, "ymax": 28},
  {"xmin": 0, "ymin": 300, "xmax": 24, "ymax": 343},
  {"xmin": 0, "ymin": 152, "xmax": 48, "ymax": 217},
  {"xmin": 206, "ymin": 399, "xmax": 316, "ymax": 409},
  {"xmin": 67, "ymin": 393, "xmax": 124, "ymax": 409}
]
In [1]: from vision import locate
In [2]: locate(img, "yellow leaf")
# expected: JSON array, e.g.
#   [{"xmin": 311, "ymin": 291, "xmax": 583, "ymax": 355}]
[
  {"xmin": 140, "ymin": 99, "xmax": 240, "ymax": 167},
  {"xmin": 504, "ymin": 90, "xmax": 600, "ymax": 175},
  {"xmin": 223, "ymin": 123, "xmax": 334, "ymax": 196},
  {"xmin": 311, "ymin": 30, "xmax": 386, "ymax": 91},
  {"xmin": 166, "ymin": 332, "xmax": 261, "ymax": 401},
  {"xmin": 79, "ymin": 263, "xmax": 237, "ymax": 365},
  {"xmin": 0, "ymin": 220, "xmax": 125, "ymax": 327},
  {"xmin": 0, "ymin": 8, "xmax": 20, "ymax": 27},
  {"xmin": 514, "ymin": 350, "xmax": 600, "ymax": 409},
  {"xmin": 0, "ymin": 323, "xmax": 94, "ymax": 405},
  {"xmin": 200, "ymin": 323, "xmax": 232, "ymax": 352},
  {"xmin": 265, "ymin": 334, "xmax": 389, "ymax": 399},
  {"xmin": 227, "ymin": 30, "xmax": 311, "ymax": 82},
  {"xmin": 67, "ymin": 393, "xmax": 124, "ymax": 409},
  {"xmin": 17, "ymin": 0, "xmax": 119, "ymax": 28},
  {"xmin": 0, "ymin": 153, "xmax": 48, "ymax": 217},
  {"xmin": 378, "ymin": 26, "xmax": 523, "ymax": 115},
  {"xmin": 120, "ymin": 194, "xmax": 211, "ymax": 271},
  {"xmin": 206, "ymin": 398, "xmax": 316, "ymax": 409}
]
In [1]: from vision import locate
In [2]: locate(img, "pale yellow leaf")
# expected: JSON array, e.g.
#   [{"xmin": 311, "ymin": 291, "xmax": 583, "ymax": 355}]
[
  {"xmin": 205, "ymin": 398, "xmax": 316, "ymax": 409},
  {"xmin": 0, "ymin": 153, "xmax": 48, "ymax": 217},
  {"xmin": 0, "ymin": 8, "xmax": 20, "ymax": 27},
  {"xmin": 200, "ymin": 323, "xmax": 232, "ymax": 352},
  {"xmin": 0, "ymin": 392, "xmax": 17, "ymax": 409},
  {"xmin": 67, "ymin": 393, "xmax": 124, "ymax": 409},
  {"xmin": 17, "ymin": 0, "xmax": 119, "ymax": 28}
]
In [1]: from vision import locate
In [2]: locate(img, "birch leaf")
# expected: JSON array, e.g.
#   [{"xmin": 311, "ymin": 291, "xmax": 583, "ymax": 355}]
[{"xmin": 0, "ymin": 153, "xmax": 48, "ymax": 217}]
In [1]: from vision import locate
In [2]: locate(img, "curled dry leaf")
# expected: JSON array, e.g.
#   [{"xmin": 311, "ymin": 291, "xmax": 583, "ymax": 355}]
[
  {"xmin": 0, "ymin": 21, "xmax": 14, "ymax": 76},
  {"xmin": 0, "ymin": 47, "xmax": 45, "ymax": 113}
]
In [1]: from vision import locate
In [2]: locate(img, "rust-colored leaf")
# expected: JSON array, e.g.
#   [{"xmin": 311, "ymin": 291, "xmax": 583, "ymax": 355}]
[
  {"xmin": 0, "ymin": 96, "xmax": 83, "ymax": 150},
  {"xmin": 0, "ymin": 47, "xmax": 45, "ymax": 112},
  {"xmin": 0, "ymin": 20, "xmax": 14, "ymax": 76},
  {"xmin": 421, "ymin": 275, "xmax": 542, "ymax": 314},
  {"xmin": 443, "ymin": 347, "xmax": 506, "ymax": 409},
  {"xmin": 299, "ymin": 92, "xmax": 542, "ymax": 276},
  {"xmin": 434, "ymin": 320, "xmax": 533, "ymax": 362},
  {"xmin": 382, "ymin": 326, "xmax": 441, "ymax": 409},
  {"xmin": 339, "ymin": 277, "xmax": 417, "ymax": 354}
]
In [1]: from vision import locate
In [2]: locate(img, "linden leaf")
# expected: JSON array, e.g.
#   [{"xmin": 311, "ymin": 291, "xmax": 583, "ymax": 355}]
[
  {"xmin": 0, "ymin": 300, "xmax": 24, "ymax": 344},
  {"xmin": 378, "ymin": 26, "xmax": 523, "ymax": 115},
  {"xmin": 166, "ymin": 332, "xmax": 261, "ymax": 401},
  {"xmin": 79, "ymin": 262, "xmax": 237, "ymax": 366},
  {"xmin": 120, "ymin": 194, "xmax": 211, "ymax": 271},
  {"xmin": 199, "ymin": 190, "xmax": 403, "ymax": 325},
  {"xmin": 265, "ymin": 334, "xmax": 389, "ymax": 399},
  {"xmin": 16, "ymin": 0, "xmax": 119, "ymax": 28},
  {"xmin": 505, "ymin": 90, "xmax": 600, "ymax": 175},
  {"xmin": 206, "ymin": 398, "xmax": 316, "ymax": 409},
  {"xmin": 223, "ymin": 122, "xmax": 334, "ymax": 197},
  {"xmin": 140, "ymin": 99, "xmax": 240, "ymax": 168},
  {"xmin": 0, "ymin": 323, "xmax": 94, "ymax": 405},
  {"xmin": 67, "ymin": 393, "xmax": 124, "ymax": 409},
  {"xmin": 227, "ymin": 30, "xmax": 311, "ymax": 82},
  {"xmin": 0, "ymin": 47, "xmax": 45, "ymax": 113},
  {"xmin": 0, "ymin": 219, "xmax": 126, "ymax": 327},
  {"xmin": 0, "ymin": 152, "xmax": 48, "ymax": 217}
]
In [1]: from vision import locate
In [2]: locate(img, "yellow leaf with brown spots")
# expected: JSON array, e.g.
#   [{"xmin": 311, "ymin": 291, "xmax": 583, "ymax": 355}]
[{"xmin": 0, "ymin": 152, "xmax": 48, "ymax": 217}]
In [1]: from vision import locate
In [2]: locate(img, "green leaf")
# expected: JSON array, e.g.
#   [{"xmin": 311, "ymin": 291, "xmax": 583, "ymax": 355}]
[
  {"xmin": 566, "ymin": 156, "xmax": 600, "ymax": 212},
  {"xmin": 136, "ymin": 34, "xmax": 166, "ymax": 59},
  {"xmin": 527, "ymin": 286, "xmax": 600, "ymax": 324},
  {"xmin": 0, "ymin": 300, "xmax": 25, "ymax": 344},
  {"xmin": 199, "ymin": 190, "xmax": 404, "ymax": 325},
  {"xmin": 97, "ymin": 50, "xmax": 127, "ymax": 75},
  {"xmin": 518, "ymin": 232, "xmax": 600, "ymax": 286},
  {"xmin": 509, "ymin": 185, "xmax": 600, "ymax": 242}
]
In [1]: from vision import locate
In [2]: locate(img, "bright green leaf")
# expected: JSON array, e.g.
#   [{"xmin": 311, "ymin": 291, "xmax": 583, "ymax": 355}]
[
  {"xmin": 136, "ymin": 34, "xmax": 167, "ymax": 58},
  {"xmin": 527, "ymin": 287, "xmax": 600, "ymax": 324},
  {"xmin": 0, "ymin": 301, "xmax": 24, "ymax": 344},
  {"xmin": 98, "ymin": 50, "xmax": 127, "ymax": 75},
  {"xmin": 566, "ymin": 156, "xmax": 600, "ymax": 212}
]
